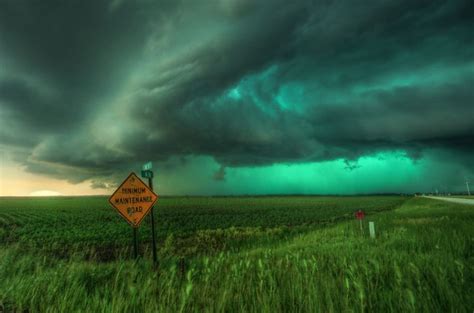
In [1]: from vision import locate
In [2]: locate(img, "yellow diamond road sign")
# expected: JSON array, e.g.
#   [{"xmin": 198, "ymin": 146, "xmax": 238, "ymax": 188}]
[{"xmin": 109, "ymin": 172, "xmax": 158, "ymax": 227}]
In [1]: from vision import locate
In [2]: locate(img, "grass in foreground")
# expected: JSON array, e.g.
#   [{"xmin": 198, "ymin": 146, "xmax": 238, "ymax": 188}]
[{"xmin": 0, "ymin": 197, "xmax": 472, "ymax": 312}]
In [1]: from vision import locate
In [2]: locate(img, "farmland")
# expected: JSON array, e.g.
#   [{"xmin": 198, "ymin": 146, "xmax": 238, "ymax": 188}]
[
  {"xmin": 0, "ymin": 196, "xmax": 405, "ymax": 257},
  {"xmin": 0, "ymin": 196, "xmax": 472, "ymax": 312}
]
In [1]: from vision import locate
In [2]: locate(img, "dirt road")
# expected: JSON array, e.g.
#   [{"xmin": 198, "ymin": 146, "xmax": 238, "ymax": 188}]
[{"xmin": 423, "ymin": 196, "xmax": 474, "ymax": 206}]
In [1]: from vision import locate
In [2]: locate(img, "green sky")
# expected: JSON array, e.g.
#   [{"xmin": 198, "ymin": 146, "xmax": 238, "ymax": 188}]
[{"xmin": 148, "ymin": 152, "xmax": 469, "ymax": 195}]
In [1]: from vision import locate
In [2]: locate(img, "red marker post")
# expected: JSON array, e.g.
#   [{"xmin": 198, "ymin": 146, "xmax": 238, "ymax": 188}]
[{"xmin": 355, "ymin": 210, "xmax": 365, "ymax": 234}]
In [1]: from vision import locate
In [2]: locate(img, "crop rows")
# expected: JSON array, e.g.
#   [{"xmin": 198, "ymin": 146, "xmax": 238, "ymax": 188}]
[{"xmin": 0, "ymin": 196, "xmax": 406, "ymax": 255}]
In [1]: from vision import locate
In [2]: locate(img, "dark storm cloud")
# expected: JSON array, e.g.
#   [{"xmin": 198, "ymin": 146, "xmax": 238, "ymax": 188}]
[
  {"xmin": 0, "ymin": 0, "xmax": 473, "ymax": 185},
  {"xmin": 309, "ymin": 76, "xmax": 474, "ymax": 149},
  {"xmin": 0, "ymin": 0, "xmax": 167, "ymax": 133}
]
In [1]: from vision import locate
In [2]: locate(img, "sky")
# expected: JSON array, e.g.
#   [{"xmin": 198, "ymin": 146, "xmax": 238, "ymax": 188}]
[{"xmin": 0, "ymin": 0, "xmax": 473, "ymax": 196}]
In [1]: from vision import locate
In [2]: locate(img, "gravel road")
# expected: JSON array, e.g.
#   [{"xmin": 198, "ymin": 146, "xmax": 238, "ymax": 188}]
[{"xmin": 422, "ymin": 196, "xmax": 474, "ymax": 206}]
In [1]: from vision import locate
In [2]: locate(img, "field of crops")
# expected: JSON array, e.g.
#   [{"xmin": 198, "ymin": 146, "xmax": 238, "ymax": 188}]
[
  {"xmin": 0, "ymin": 196, "xmax": 472, "ymax": 312},
  {"xmin": 0, "ymin": 196, "xmax": 405, "ymax": 257}
]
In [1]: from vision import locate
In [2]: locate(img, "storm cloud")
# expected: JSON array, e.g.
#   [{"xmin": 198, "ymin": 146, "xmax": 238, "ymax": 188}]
[{"xmin": 0, "ymin": 0, "xmax": 473, "ymax": 189}]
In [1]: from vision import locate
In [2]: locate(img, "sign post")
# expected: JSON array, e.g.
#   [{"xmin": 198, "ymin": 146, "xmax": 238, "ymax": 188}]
[
  {"xmin": 141, "ymin": 162, "xmax": 158, "ymax": 268},
  {"xmin": 109, "ymin": 172, "xmax": 159, "ymax": 259},
  {"xmin": 133, "ymin": 228, "xmax": 139, "ymax": 259},
  {"xmin": 355, "ymin": 210, "xmax": 365, "ymax": 234}
]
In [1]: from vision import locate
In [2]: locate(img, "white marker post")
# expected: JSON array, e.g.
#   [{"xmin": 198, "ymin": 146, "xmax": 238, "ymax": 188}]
[{"xmin": 369, "ymin": 221, "xmax": 375, "ymax": 239}]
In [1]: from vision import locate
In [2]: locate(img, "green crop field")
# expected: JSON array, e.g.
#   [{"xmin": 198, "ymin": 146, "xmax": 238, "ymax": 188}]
[{"xmin": 0, "ymin": 196, "xmax": 472, "ymax": 312}]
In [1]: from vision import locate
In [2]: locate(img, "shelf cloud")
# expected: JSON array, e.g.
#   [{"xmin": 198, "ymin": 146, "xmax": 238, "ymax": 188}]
[{"xmin": 0, "ymin": 0, "xmax": 473, "ymax": 191}]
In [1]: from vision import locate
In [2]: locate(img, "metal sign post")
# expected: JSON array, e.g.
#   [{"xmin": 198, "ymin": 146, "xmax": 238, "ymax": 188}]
[
  {"xmin": 133, "ymin": 228, "xmax": 139, "ymax": 259},
  {"xmin": 142, "ymin": 162, "xmax": 158, "ymax": 268}
]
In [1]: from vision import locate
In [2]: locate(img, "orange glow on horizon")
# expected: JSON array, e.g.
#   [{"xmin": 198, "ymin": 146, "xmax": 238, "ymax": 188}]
[{"xmin": 0, "ymin": 162, "xmax": 110, "ymax": 197}]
